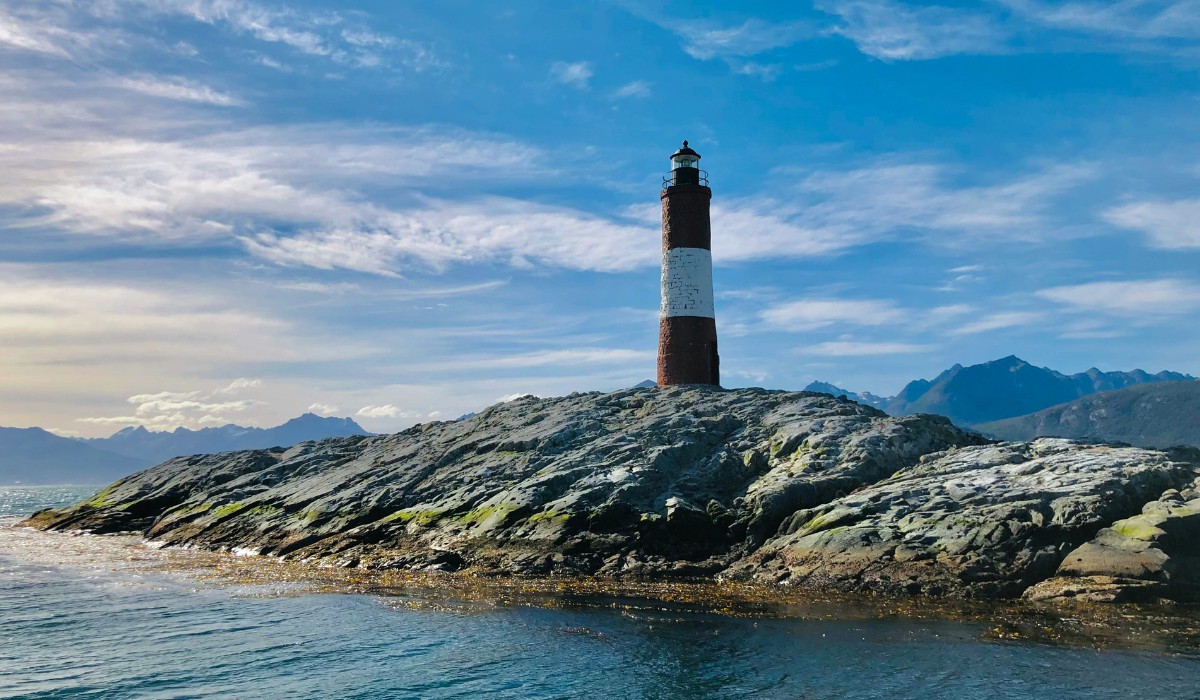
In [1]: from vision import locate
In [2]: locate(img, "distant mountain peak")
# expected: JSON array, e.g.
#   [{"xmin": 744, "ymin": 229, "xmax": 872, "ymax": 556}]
[
  {"xmin": 281, "ymin": 412, "xmax": 328, "ymax": 425},
  {"xmin": 803, "ymin": 381, "xmax": 855, "ymax": 398},
  {"xmin": 810, "ymin": 355, "xmax": 1195, "ymax": 426},
  {"xmin": 802, "ymin": 381, "xmax": 887, "ymax": 409},
  {"xmin": 82, "ymin": 413, "xmax": 372, "ymax": 470}
]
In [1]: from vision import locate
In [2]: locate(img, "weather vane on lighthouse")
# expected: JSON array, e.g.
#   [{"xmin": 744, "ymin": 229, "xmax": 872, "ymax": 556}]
[{"xmin": 657, "ymin": 140, "xmax": 720, "ymax": 387}]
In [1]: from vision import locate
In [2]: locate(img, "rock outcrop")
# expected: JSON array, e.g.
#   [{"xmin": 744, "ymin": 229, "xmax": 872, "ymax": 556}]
[
  {"xmin": 1025, "ymin": 467, "xmax": 1200, "ymax": 604},
  {"xmin": 26, "ymin": 387, "xmax": 1200, "ymax": 604},
  {"xmin": 734, "ymin": 440, "xmax": 1197, "ymax": 599}
]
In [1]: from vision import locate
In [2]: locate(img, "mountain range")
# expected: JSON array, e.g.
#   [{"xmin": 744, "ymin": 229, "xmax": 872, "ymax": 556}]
[
  {"xmin": 85, "ymin": 413, "xmax": 368, "ymax": 467},
  {"xmin": 0, "ymin": 427, "xmax": 144, "ymax": 485},
  {"xmin": 975, "ymin": 381, "xmax": 1200, "ymax": 449},
  {"xmin": 4, "ymin": 357, "xmax": 1196, "ymax": 485},
  {"xmin": 0, "ymin": 414, "xmax": 369, "ymax": 485},
  {"xmin": 806, "ymin": 355, "xmax": 1195, "ymax": 426}
]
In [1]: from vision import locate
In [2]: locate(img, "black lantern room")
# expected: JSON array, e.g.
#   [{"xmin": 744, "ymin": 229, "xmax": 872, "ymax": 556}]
[{"xmin": 666, "ymin": 140, "xmax": 707, "ymax": 187}]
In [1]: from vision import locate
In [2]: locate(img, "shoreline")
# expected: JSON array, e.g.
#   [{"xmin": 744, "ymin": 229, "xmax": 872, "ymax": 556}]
[
  {"xmin": 20, "ymin": 389, "xmax": 1200, "ymax": 609},
  {"xmin": 6, "ymin": 518, "xmax": 1200, "ymax": 655}
]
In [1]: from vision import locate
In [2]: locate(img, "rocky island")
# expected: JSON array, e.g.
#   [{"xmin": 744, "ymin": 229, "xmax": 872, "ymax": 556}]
[{"xmin": 26, "ymin": 387, "xmax": 1200, "ymax": 605}]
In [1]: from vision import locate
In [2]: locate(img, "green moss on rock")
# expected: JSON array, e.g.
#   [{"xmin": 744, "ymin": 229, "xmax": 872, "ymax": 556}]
[
  {"xmin": 211, "ymin": 503, "xmax": 247, "ymax": 519},
  {"xmin": 383, "ymin": 509, "xmax": 446, "ymax": 526},
  {"xmin": 1112, "ymin": 517, "xmax": 1166, "ymax": 541},
  {"xmin": 529, "ymin": 510, "xmax": 573, "ymax": 525}
]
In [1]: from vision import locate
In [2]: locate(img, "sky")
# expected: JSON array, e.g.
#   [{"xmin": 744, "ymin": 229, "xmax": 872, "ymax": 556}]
[{"xmin": 2, "ymin": 0, "xmax": 1199, "ymax": 437}]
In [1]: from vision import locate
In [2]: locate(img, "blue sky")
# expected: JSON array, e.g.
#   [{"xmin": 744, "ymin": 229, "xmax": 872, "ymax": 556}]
[{"xmin": 2, "ymin": 0, "xmax": 1199, "ymax": 436}]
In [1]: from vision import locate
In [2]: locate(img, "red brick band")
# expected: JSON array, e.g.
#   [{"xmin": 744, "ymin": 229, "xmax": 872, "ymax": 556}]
[
  {"xmin": 657, "ymin": 316, "xmax": 719, "ymax": 386},
  {"xmin": 660, "ymin": 185, "xmax": 712, "ymax": 251}
]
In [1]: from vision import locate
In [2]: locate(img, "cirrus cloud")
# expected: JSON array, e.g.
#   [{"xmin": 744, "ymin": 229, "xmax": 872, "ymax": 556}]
[
  {"xmin": 799, "ymin": 340, "xmax": 937, "ymax": 356},
  {"xmin": 761, "ymin": 298, "xmax": 907, "ymax": 331},
  {"xmin": 1104, "ymin": 199, "xmax": 1200, "ymax": 250},
  {"xmin": 1037, "ymin": 279, "xmax": 1200, "ymax": 315}
]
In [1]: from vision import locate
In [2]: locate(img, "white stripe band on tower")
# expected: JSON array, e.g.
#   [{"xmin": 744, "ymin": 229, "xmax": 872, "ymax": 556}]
[{"xmin": 660, "ymin": 247, "xmax": 715, "ymax": 318}]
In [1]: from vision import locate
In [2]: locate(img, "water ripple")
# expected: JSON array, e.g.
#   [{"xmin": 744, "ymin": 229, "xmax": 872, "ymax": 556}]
[{"xmin": 2, "ymin": 486, "xmax": 1200, "ymax": 699}]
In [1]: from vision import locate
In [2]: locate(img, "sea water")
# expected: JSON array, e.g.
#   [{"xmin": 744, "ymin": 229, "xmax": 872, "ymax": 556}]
[{"xmin": 3, "ymin": 486, "xmax": 1200, "ymax": 700}]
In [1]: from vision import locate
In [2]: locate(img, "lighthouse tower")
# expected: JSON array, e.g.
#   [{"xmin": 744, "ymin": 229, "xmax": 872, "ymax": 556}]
[{"xmin": 657, "ymin": 141, "xmax": 719, "ymax": 386}]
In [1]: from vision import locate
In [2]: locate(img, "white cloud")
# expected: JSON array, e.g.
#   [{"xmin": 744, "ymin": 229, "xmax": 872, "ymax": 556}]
[
  {"xmin": 727, "ymin": 368, "xmax": 769, "ymax": 384},
  {"xmin": 126, "ymin": 390, "xmax": 200, "ymax": 404},
  {"xmin": 77, "ymin": 415, "xmax": 160, "ymax": 426},
  {"xmin": 948, "ymin": 311, "xmax": 1045, "ymax": 335},
  {"xmin": 800, "ymin": 341, "xmax": 936, "ymax": 356},
  {"xmin": 1057, "ymin": 319, "xmax": 1127, "ymax": 340},
  {"xmin": 1104, "ymin": 199, "xmax": 1200, "ymax": 250},
  {"xmin": 122, "ymin": 0, "xmax": 440, "ymax": 70},
  {"xmin": 217, "ymin": 378, "xmax": 263, "ymax": 394},
  {"xmin": 613, "ymin": 80, "xmax": 651, "ymax": 98},
  {"xmin": 243, "ymin": 197, "xmax": 657, "ymax": 275},
  {"xmin": 398, "ymin": 348, "xmax": 654, "ymax": 374},
  {"xmin": 929, "ymin": 304, "xmax": 974, "ymax": 318},
  {"xmin": 275, "ymin": 281, "xmax": 361, "ymax": 294},
  {"xmin": 0, "ymin": 100, "xmax": 569, "ymax": 267},
  {"xmin": 1037, "ymin": 279, "xmax": 1200, "ymax": 315},
  {"xmin": 112, "ymin": 75, "xmax": 243, "ymax": 106},
  {"xmin": 705, "ymin": 201, "xmax": 863, "ymax": 260},
  {"xmin": 648, "ymin": 0, "xmax": 1200, "ymax": 64},
  {"xmin": 0, "ymin": 0, "xmax": 439, "ymax": 71},
  {"xmin": 817, "ymin": 0, "xmax": 1008, "ymax": 60},
  {"xmin": 307, "ymin": 403, "xmax": 339, "ymax": 416},
  {"xmin": 550, "ymin": 61, "xmax": 593, "ymax": 88},
  {"xmin": 816, "ymin": 0, "xmax": 1200, "ymax": 60},
  {"xmin": 911, "ymin": 303, "xmax": 976, "ymax": 329},
  {"xmin": 731, "ymin": 61, "xmax": 783, "ymax": 80},
  {"xmin": 786, "ymin": 160, "xmax": 1095, "ymax": 246},
  {"xmin": 637, "ymin": 15, "xmax": 809, "ymax": 77},
  {"xmin": 357, "ymin": 404, "xmax": 421, "ymax": 419},
  {"xmin": 0, "ymin": 276, "xmax": 283, "ymax": 358},
  {"xmin": 498, "ymin": 393, "xmax": 535, "ymax": 403},
  {"xmin": 0, "ymin": 8, "xmax": 75, "ymax": 56},
  {"xmin": 0, "ymin": 64, "xmax": 1095, "ymax": 277},
  {"xmin": 1000, "ymin": 0, "xmax": 1200, "ymax": 40},
  {"xmin": 0, "ymin": 268, "xmax": 385, "ymax": 433},
  {"xmin": 481, "ymin": 348, "xmax": 652, "ymax": 370},
  {"xmin": 78, "ymin": 378, "xmax": 266, "ymax": 430},
  {"xmin": 624, "ymin": 158, "xmax": 1085, "ymax": 264},
  {"xmin": 761, "ymin": 298, "xmax": 906, "ymax": 332},
  {"xmin": 671, "ymin": 18, "xmax": 810, "ymax": 59}
]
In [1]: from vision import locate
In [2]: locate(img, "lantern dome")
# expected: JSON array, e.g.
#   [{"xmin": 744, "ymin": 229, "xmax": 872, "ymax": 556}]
[{"xmin": 669, "ymin": 140, "xmax": 701, "ymax": 170}]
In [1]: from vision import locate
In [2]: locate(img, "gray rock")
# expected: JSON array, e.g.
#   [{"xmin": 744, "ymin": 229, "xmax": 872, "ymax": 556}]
[
  {"xmin": 1025, "ymin": 460, "xmax": 1200, "ymax": 603},
  {"xmin": 730, "ymin": 439, "xmax": 1198, "ymax": 598},
  {"xmin": 26, "ymin": 389, "xmax": 1200, "ymax": 604},
  {"xmin": 27, "ymin": 388, "xmax": 982, "ymax": 576}
]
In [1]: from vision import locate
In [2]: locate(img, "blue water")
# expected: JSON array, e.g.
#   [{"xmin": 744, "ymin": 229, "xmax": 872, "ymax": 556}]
[{"xmin": 3, "ymin": 486, "xmax": 1200, "ymax": 699}]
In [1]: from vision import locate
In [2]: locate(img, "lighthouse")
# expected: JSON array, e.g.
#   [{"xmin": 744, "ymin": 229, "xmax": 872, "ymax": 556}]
[{"xmin": 657, "ymin": 140, "xmax": 720, "ymax": 386}]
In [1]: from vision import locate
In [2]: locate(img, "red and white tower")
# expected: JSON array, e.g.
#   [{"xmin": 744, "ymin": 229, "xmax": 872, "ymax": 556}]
[{"xmin": 657, "ymin": 141, "xmax": 719, "ymax": 386}]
